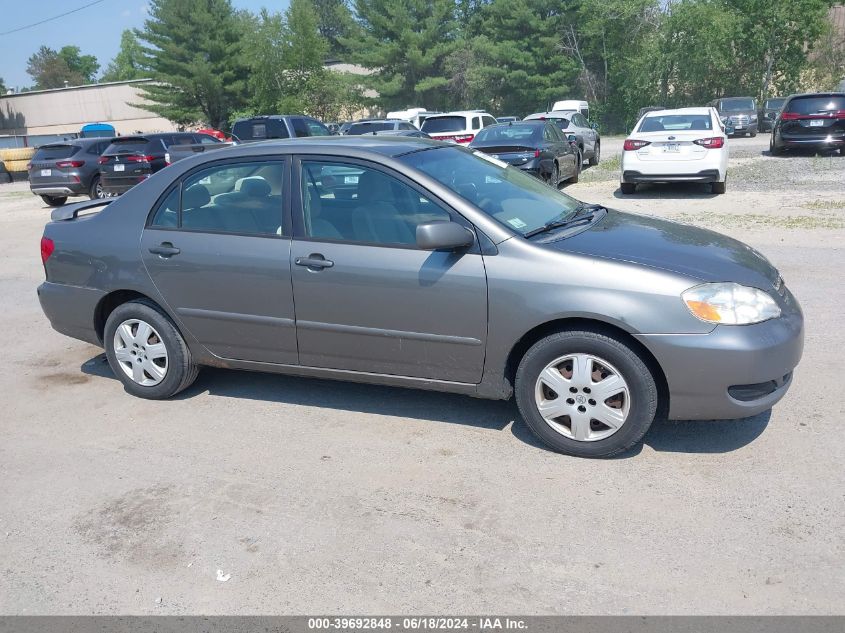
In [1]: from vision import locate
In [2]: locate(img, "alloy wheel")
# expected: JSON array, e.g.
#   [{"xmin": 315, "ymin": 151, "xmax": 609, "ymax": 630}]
[
  {"xmin": 112, "ymin": 319, "xmax": 169, "ymax": 386},
  {"xmin": 534, "ymin": 353, "xmax": 630, "ymax": 442}
]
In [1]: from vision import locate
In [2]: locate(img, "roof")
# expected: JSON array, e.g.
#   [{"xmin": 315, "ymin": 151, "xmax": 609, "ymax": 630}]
[
  {"xmin": 221, "ymin": 135, "xmax": 441, "ymax": 159},
  {"xmin": 524, "ymin": 110, "xmax": 577, "ymax": 119},
  {"xmin": 642, "ymin": 107, "xmax": 713, "ymax": 116},
  {"xmin": 425, "ymin": 110, "xmax": 492, "ymax": 118}
]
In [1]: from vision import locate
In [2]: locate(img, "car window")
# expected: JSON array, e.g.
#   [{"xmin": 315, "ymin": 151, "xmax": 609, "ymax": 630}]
[
  {"xmin": 300, "ymin": 160, "xmax": 450, "ymax": 246},
  {"xmin": 421, "ymin": 116, "xmax": 468, "ymax": 133},
  {"xmin": 543, "ymin": 126, "xmax": 556, "ymax": 142},
  {"xmin": 171, "ymin": 135, "xmax": 197, "ymax": 146},
  {"xmin": 472, "ymin": 116, "xmax": 481, "ymax": 130},
  {"xmin": 305, "ymin": 119, "xmax": 331, "ymax": 136},
  {"xmin": 573, "ymin": 114, "xmax": 587, "ymax": 127},
  {"xmin": 151, "ymin": 161, "xmax": 285, "ymax": 236},
  {"xmin": 720, "ymin": 98, "xmax": 755, "ymax": 111},
  {"xmin": 195, "ymin": 134, "xmax": 221, "ymax": 144},
  {"xmin": 483, "ymin": 116, "xmax": 497, "ymax": 128},
  {"xmin": 291, "ymin": 118, "xmax": 310, "ymax": 137},
  {"xmin": 639, "ymin": 114, "xmax": 713, "ymax": 132},
  {"xmin": 33, "ymin": 145, "xmax": 80, "ymax": 160},
  {"xmin": 785, "ymin": 95, "xmax": 845, "ymax": 114},
  {"xmin": 475, "ymin": 124, "xmax": 540, "ymax": 143}
]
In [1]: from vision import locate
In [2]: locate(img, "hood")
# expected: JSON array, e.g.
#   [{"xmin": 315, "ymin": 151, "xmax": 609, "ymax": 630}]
[{"xmin": 548, "ymin": 209, "xmax": 780, "ymax": 288}]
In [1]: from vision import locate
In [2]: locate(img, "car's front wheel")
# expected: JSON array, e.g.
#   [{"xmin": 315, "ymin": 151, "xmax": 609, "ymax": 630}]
[
  {"xmin": 104, "ymin": 299, "xmax": 199, "ymax": 399},
  {"xmin": 589, "ymin": 141, "xmax": 600, "ymax": 166},
  {"xmin": 89, "ymin": 175, "xmax": 105, "ymax": 200},
  {"xmin": 515, "ymin": 330, "xmax": 658, "ymax": 458},
  {"xmin": 40, "ymin": 195, "xmax": 67, "ymax": 207}
]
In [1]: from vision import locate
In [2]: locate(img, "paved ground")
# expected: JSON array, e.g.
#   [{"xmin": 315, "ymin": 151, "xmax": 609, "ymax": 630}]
[{"xmin": 1, "ymin": 135, "xmax": 843, "ymax": 614}]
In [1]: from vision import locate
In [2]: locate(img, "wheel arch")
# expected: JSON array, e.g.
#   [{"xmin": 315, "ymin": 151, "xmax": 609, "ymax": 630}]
[
  {"xmin": 503, "ymin": 317, "xmax": 669, "ymax": 416},
  {"xmin": 94, "ymin": 289, "xmax": 167, "ymax": 344}
]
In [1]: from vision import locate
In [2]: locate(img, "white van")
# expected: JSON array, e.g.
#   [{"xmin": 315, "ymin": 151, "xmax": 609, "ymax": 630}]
[
  {"xmin": 552, "ymin": 100, "xmax": 590, "ymax": 119},
  {"xmin": 385, "ymin": 107, "xmax": 441, "ymax": 130}
]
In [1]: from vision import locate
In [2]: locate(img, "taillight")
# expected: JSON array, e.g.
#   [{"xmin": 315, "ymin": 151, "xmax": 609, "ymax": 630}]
[
  {"xmin": 623, "ymin": 139, "xmax": 651, "ymax": 151},
  {"xmin": 56, "ymin": 160, "xmax": 85, "ymax": 168},
  {"xmin": 40, "ymin": 237, "xmax": 54, "ymax": 265},
  {"xmin": 124, "ymin": 155, "xmax": 155, "ymax": 163},
  {"xmin": 454, "ymin": 134, "xmax": 474, "ymax": 144},
  {"xmin": 534, "ymin": 149, "xmax": 541, "ymax": 158},
  {"xmin": 26, "ymin": 162, "xmax": 32, "ymax": 170},
  {"xmin": 693, "ymin": 137, "xmax": 725, "ymax": 149},
  {"xmin": 98, "ymin": 156, "xmax": 109, "ymax": 164}
]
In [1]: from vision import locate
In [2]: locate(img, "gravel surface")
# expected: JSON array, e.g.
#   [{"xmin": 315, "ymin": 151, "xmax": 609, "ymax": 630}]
[{"xmin": 1, "ymin": 135, "xmax": 843, "ymax": 615}]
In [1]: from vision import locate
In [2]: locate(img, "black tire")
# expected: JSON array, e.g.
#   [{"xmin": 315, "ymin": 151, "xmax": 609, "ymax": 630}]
[
  {"xmin": 770, "ymin": 138, "xmax": 782, "ymax": 156},
  {"xmin": 548, "ymin": 162, "xmax": 559, "ymax": 188},
  {"xmin": 104, "ymin": 299, "xmax": 199, "ymax": 399},
  {"xmin": 89, "ymin": 175, "xmax": 105, "ymax": 200},
  {"xmin": 569, "ymin": 154, "xmax": 580, "ymax": 183},
  {"xmin": 620, "ymin": 182, "xmax": 636, "ymax": 194},
  {"xmin": 40, "ymin": 194, "xmax": 67, "ymax": 207},
  {"xmin": 515, "ymin": 330, "xmax": 658, "ymax": 458},
  {"xmin": 589, "ymin": 141, "xmax": 600, "ymax": 166},
  {"xmin": 711, "ymin": 178, "xmax": 727, "ymax": 194}
]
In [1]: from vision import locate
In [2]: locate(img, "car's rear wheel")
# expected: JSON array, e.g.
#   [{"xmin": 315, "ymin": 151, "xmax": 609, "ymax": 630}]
[
  {"xmin": 104, "ymin": 299, "xmax": 199, "ymax": 399},
  {"xmin": 515, "ymin": 330, "xmax": 658, "ymax": 458},
  {"xmin": 620, "ymin": 182, "xmax": 636, "ymax": 194},
  {"xmin": 589, "ymin": 141, "xmax": 600, "ymax": 166},
  {"xmin": 548, "ymin": 162, "xmax": 559, "ymax": 188},
  {"xmin": 40, "ymin": 195, "xmax": 67, "ymax": 207},
  {"xmin": 569, "ymin": 154, "xmax": 580, "ymax": 183},
  {"xmin": 712, "ymin": 178, "xmax": 727, "ymax": 194},
  {"xmin": 750, "ymin": 131, "xmax": 757, "ymax": 138},
  {"xmin": 89, "ymin": 175, "xmax": 105, "ymax": 200}
]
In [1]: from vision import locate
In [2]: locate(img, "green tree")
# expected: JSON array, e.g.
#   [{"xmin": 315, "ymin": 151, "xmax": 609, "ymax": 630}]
[
  {"xmin": 0, "ymin": 77, "xmax": 6, "ymax": 94},
  {"xmin": 136, "ymin": 0, "xmax": 248, "ymax": 129},
  {"xmin": 26, "ymin": 45, "xmax": 99, "ymax": 89},
  {"xmin": 347, "ymin": 0, "xmax": 460, "ymax": 110},
  {"xmin": 101, "ymin": 30, "xmax": 145, "ymax": 82},
  {"xmin": 312, "ymin": 0, "xmax": 359, "ymax": 58}
]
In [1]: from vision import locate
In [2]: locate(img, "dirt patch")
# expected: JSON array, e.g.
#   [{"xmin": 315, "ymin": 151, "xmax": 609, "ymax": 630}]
[{"xmin": 39, "ymin": 371, "xmax": 91, "ymax": 386}]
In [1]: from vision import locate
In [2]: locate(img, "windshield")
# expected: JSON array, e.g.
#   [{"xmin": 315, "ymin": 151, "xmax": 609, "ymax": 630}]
[
  {"xmin": 103, "ymin": 139, "xmax": 150, "ymax": 155},
  {"xmin": 474, "ymin": 124, "xmax": 541, "ymax": 143},
  {"xmin": 421, "ymin": 116, "xmax": 466, "ymax": 133},
  {"xmin": 399, "ymin": 146, "xmax": 580, "ymax": 236},
  {"xmin": 785, "ymin": 96, "xmax": 845, "ymax": 114},
  {"xmin": 721, "ymin": 98, "xmax": 755, "ymax": 111},
  {"xmin": 765, "ymin": 98, "xmax": 786, "ymax": 110},
  {"xmin": 639, "ymin": 114, "xmax": 713, "ymax": 132}
]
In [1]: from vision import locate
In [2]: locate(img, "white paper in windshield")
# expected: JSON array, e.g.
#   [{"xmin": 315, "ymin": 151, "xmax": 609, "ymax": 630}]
[{"xmin": 473, "ymin": 151, "xmax": 508, "ymax": 169}]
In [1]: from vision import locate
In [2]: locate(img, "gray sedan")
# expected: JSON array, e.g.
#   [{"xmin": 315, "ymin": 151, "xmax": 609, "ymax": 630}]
[
  {"xmin": 37, "ymin": 137, "xmax": 803, "ymax": 457},
  {"xmin": 525, "ymin": 110, "xmax": 601, "ymax": 165}
]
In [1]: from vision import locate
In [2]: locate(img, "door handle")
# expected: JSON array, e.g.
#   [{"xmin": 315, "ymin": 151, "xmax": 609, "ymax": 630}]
[
  {"xmin": 149, "ymin": 242, "xmax": 180, "ymax": 257},
  {"xmin": 295, "ymin": 254, "xmax": 334, "ymax": 269}
]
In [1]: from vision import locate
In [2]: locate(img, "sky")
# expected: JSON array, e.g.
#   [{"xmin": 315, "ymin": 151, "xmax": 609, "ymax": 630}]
[{"xmin": 0, "ymin": 0, "xmax": 290, "ymax": 90}]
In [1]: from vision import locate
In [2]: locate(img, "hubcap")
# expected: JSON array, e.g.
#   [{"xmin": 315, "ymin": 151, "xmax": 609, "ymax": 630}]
[
  {"xmin": 96, "ymin": 182, "xmax": 105, "ymax": 198},
  {"xmin": 113, "ymin": 319, "xmax": 168, "ymax": 386},
  {"xmin": 534, "ymin": 353, "xmax": 630, "ymax": 442}
]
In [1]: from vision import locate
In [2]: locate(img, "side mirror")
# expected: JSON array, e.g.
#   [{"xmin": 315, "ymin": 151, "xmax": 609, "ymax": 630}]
[
  {"xmin": 567, "ymin": 134, "xmax": 577, "ymax": 143},
  {"xmin": 590, "ymin": 122, "xmax": 598, "ymax": 130},
  {"xmin": 416, "ymin": 221, "xmax": 474, "ymax": 251}
]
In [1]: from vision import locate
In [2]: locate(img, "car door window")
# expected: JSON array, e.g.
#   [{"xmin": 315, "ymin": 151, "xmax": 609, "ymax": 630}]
[
  {"xmin": 195, "ymin": 134, "xmax": 220, "ymax": 144},
  {"xmin": 483, "ymin": 115, "xmax": 497, "ymax": 128},
  {"xmin": 543, "ymin": 126, "xmax": 557, "ymax": 142},
  {"xmin": 305, "ymin": 120, "xmax": 331, "ymax": 136},
  {"xmin": 291, "ymin": 118, "xmax": 310, "ymax": 137},
  {"xmin": 151, "ymin": 161, "xmax": 285, "ymax": 236},
  {"xmin": 300, "ymin": 160, "xmax": 451, "ymax": 246},
  {"xmin": 472, "ymin": 116, "xmax": 481, "ymax": 130}
]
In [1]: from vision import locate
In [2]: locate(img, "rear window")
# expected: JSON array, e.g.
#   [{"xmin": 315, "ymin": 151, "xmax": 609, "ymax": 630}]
[
  {"xmin": 232, "ymin": 119, "xmax": 290, "ymax": 141},
  {"xmin": 720, "ymin": 98, "xmax": 755, "ymax": 112},
  {"xmin": 765, "ymin": 98, "xmax": 786, "ymax": 110},
  {"xmin": 639, "ymin": 114, "xmax": 713, "ymax": 132},
  {"xmin": 347, "ymin": 121, "xmax": 393, "ymax": 134},
  {"xmin": 474, "ymin": 124, "xmax": 541, "ymax": 143},
  {"xmin": 103, "ymin": 139, "xmax": 151, "ymax": 155},
  {"xmin": 785, "ymin": 96, "xmax": 845, "ymax": 114},
  {"xmin": 421, "ymin": 116, "xmax": 467, "ymax": 133},
  {"xmin": 33, "ymin": 145, "xmax": 80, "ymax": 160}
]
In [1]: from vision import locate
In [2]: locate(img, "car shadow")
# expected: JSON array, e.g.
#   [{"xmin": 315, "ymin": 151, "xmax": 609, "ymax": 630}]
[
  {"xmin": 83, "ymin": 353, "xmax": 773, "ymax": 457},
  {"xmin": 612, "ymin": 183, "xmax": 718, "ymax": 199}
]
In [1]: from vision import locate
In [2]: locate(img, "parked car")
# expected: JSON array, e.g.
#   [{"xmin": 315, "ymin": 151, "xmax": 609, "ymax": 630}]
[
  {"xmin": 770, "ymin": 92, "xmax": 845, "ymax": 156},
  {"xmin": 420, "ymin": 110, "xmax": 497, "ymax": 144},
  {"xmin": 79, "ymin": 123, "xmax": 116, "ymax": 139},
  {"xmin": 168, "ymin": 136, "xmax": 235, "ymax": 163},
  {"xmin": 496, "ymin": 116, "xmax": 519, "ymax": 123},
  {"xmin": 372, "ymin": 130, "xmax": 431, "ymax": 138},
  {"xmin": 38, "ymin": 136, "xmax": 803, "ymax": 458},
  {"xmin": 469, "ymin": 121, "xmax": 580, "ymax": 186},
  {"xmin": 552, "ymin": 100, "xmax": 590, "ymax": 119},
  {"xmin": 759, "ymin": 98, "xmax": 786, "ymax": 132},
  {"xmin": 231, "ymin": 115, "xmax": 331, "ymax": 142},
  {"xmin": 28, "ymin": 138, "xmax": 113, "ymax": 206},
  {"xmin": 345, "ymin": 119, "xmax": 419, "ymax": 135},
  {"xmin": 636, "ymin": 106, "xmax": 667, "ymax": 122},
  {"xmin": 708, "ymin": 97, "xmax": 758, "ymax": 137},
  {"xmin": 620, "ymin": 107, "xmax": 729, "ymax": 194},
  {"xmin": 524, "ymin": 110, "xmax": 601, "ymax": 165},
  {"xmin": 385, "ymin": 108, "xmax": 441, "ymax": 129},
  {"xmin": 98, "ymin": 132, "xmax": 221, "ymax": 196}
]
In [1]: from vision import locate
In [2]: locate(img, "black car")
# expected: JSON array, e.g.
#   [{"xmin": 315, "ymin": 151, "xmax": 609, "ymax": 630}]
[
  {"xmin": 468, "ymin": 121, "xmax": 580, "ymax": 186},
  {"xmin": 231, "ymin": 115, "xmax": 331, "ymax": 142},
  {"xmin": 770, "ymin": 93, "xmax": 845, "ymax": 155},
  {"xmin": 28, "ymin": 138, "xmax": 112, "ymax": 206},
  {"xmin": 99, "ymin": 132, "xmax": 220, "ymax": 196},
  {"xmin": 759, "ymin": 97, "xmax": 786, "ymax": 132}
]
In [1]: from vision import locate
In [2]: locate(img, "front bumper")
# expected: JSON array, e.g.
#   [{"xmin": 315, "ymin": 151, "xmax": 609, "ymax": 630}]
[
  {"xmin": 37, "ymin": 282, "xmax": 105, "ymax": 347},
  {"xmin": 636, "ymin": 290, "xmax": 804, "ymax": 420},
  {"xmin": 623, "ymin": 169, "xmax": 721, "ymax": 184}
]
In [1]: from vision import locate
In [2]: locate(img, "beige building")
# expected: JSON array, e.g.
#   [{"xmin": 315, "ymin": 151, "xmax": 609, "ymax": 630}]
[{"xmin": 0, "ymin": 79, "xmax": 173, "ymax": 139}]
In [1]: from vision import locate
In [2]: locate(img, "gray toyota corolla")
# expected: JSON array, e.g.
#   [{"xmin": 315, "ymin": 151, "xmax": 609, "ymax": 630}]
[{"xmin": 37, "ymin": 137, "xmax": 803, "ymax": 457}]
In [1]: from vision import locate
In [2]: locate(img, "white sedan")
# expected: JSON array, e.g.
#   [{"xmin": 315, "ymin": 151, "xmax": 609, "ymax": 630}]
[{"xmin": 620, "ymin": 107, "xmax": 729, "ymax": 194}]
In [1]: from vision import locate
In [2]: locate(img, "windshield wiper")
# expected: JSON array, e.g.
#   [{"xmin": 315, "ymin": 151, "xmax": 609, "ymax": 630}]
[{"xmin": 524, "ymin": 204, "xmax": 606, "ymax": 238}]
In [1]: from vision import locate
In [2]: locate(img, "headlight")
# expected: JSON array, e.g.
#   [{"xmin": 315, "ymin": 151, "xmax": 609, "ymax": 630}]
[{"xmin": 682, "ymin": 283, "xmax": 781, "ymax": 325}]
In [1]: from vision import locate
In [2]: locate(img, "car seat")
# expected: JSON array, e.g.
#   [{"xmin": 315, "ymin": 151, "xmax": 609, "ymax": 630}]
[{"xmin": 351, "ymin": 171, "xmax": 416, "ymax": 245}]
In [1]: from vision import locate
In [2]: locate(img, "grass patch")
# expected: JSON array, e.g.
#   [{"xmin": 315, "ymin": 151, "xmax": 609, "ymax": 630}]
[
  {"xmin": 670, "ymin": 211, "xmax": 844, "ymax": 230},
  {"xmin": 802, "ymin": 199, "xmax": 845, "ymax": 210},
  {"xmin": 581, "ymin": 154, "xmax": 620, "ymax": 182}
]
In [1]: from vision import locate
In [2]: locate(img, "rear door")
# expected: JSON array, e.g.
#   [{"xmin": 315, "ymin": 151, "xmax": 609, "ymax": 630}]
[
  {"xmin": 28, "ymin": 144, "xmax": 82, "ymax": 189},
  {"xmin": 140, "ymin": 158, "xmax": 298, "ymax": 364},
  {"xmin": 289, "ymin": 157, "xmax": 488, "ymax": 382}
]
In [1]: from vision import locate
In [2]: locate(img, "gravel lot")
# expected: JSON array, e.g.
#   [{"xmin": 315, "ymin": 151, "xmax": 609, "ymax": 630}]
[{"xmin": 1, "ymin": 135, "xmax": 843, "ymax": 615}]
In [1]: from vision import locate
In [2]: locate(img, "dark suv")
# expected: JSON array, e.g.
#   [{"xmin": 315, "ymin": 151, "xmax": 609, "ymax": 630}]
[
  {"xmin": 28, "ymin": 138, "xmax": 112, "ymax": 206},
  {"xmin": 708, "ymin": 97, "xmax": 759, "ymax": 137},
  {"xmin": 231, "ymin": 115, "xmax": 331, "ymax": 142},
  {"xmin": 770, "ymin": 93, "xmax": 845, "ymax": 155},
  {"xmin": 98, "ymin": 133, "xmax": 219, "ymax": 196},
  {"xmin": 759, "ymin": 97, "xmax": 786, "ymax": 132}
]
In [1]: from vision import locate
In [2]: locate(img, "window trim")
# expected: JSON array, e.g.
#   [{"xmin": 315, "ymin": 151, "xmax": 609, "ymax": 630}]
[
  {"xmin": 291, "ymin": 155, "xmax": 480, "ymax": 253},
  {"xmin": 145, "ymin": 156, "xmax": 291, "ymax": 238}
]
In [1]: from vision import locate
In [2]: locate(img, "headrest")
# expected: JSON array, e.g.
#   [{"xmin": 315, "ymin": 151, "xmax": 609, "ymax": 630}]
[
  {"xmin": 357, "ymin": 170, "xmax": 394, "ymax": 203},
  {"xmin": 239, "ymin": 177, "xmax": 271, "ymax": 198},
  {"xmin": 183, "ymin": 184, "xmax": 210, "ymax": 209}
]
